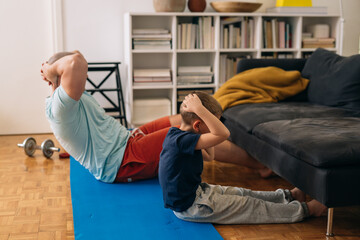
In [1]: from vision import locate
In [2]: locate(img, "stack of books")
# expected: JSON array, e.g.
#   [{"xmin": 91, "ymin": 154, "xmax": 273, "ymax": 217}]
[
  {"xmin": 132, "ymin": 29, "xmax": 172, "ymax": 50},
  {"xmin": 177, "ymin": 17, "xmax": 214, "ymax": 49},
  {"xmin": 221, "ymin": 17, "xmax": 254, "ymax": 49},
  {"xmin": 133, "ymin": 68, "xmax": 171, "ymax": 85},
  {"xmin": 263, "ymin": 19, "xmax": 292, "ymax": 49},
  {"xmin": 177, "ymin": 66, "xmax": 213, "ymax": 85},
  {"xmin": 219, "ymin": 55, "xmax": 252, "ymax": 85},
  {"xmin": 302, "ymin": 38, "xmax": 335, "ymax": 48}
]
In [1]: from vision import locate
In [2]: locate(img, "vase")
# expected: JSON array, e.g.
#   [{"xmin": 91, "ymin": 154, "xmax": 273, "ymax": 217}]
[
  {"xmin": 153, "ymin": 0, "xmax": 186, "ymax": 12},
  {"xmin": 188, "ymin": 0, "xmax": 207, "ymax": 12}
]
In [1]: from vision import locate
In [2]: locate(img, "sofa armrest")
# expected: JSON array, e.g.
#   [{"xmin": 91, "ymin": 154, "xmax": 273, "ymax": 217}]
[{"xmin": 237, "ymin": 58, "xmax": 307, "ymax": 73}]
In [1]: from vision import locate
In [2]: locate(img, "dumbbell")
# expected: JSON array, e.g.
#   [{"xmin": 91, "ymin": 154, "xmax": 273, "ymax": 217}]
[{"xmin": 17, "ymin": 137, "xmax": 60, "ymax": 158}]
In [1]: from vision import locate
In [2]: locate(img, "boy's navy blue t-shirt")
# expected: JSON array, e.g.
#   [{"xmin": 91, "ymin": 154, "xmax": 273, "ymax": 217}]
[{"xmin": 159, "ymin": 127, "xmax": 203, "ymax": 212}]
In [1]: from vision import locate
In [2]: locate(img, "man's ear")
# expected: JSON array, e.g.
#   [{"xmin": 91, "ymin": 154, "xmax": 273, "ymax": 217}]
[{"xmin": 192, "ymin": 120, "xmax": 201, "ymax": 133}]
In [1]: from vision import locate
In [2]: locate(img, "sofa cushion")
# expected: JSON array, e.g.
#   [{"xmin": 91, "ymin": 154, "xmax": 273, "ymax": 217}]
[
  {"xmin": 222, "ymin": 102, "xmax": 359, "ymax": 133},
  {"xmin": 252, "ymin": 117, "xmax": 360, "ymax": 167},
  {"xmin": 302, "ymin": 48, "xmax": 360, "ymax": 110}
]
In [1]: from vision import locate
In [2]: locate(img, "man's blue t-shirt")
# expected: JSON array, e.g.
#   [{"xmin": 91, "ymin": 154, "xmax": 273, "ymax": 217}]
[
  {"xmin": 45, "ymin": 86, "xmax": 130, "ymax": 183},
  {"xmin": 158, "ymin": 127, "xmax": 203, "ymax": 212}
]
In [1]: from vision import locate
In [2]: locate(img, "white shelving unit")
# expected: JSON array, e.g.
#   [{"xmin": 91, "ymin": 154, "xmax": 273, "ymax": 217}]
[{"xmin": 124, "ymin": 12, "xmax": 342, "ymax": 126}]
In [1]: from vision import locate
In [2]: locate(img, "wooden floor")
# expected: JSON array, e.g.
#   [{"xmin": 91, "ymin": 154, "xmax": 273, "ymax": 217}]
[{"xmin": 0, "ymin": 134, "xmax": 359, "ymax": 240}]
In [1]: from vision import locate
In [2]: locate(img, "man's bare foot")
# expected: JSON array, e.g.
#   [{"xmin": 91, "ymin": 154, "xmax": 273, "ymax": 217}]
[
  {"xmin": 307, "ymin": 199, "xmax": 328, "ymax": 217},
  {"xmin": 258, "ymin": 167, "xmax": 276, "ymax": 178},
  {"xmin": 290, "ymin": 187, "xmax": 306, "ymax": 202}
]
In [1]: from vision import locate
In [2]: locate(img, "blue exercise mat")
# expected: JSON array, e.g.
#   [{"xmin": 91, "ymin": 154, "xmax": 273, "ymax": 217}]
[{"xmin": 70, "ymin": 157, "xmax": 223, "ymax": 240}]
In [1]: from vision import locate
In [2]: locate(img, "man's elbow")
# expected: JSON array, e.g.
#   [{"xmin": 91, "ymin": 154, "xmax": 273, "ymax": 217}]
[
  {"xmin": 223, "ymin": 129, "xmax": 230, "ymax": 140},
  {"xmin": 69, "ymin": 53, "xmax": 88, "ymax": 73}
]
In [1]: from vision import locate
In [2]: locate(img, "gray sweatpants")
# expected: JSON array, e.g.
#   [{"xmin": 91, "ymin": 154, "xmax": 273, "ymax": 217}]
[{"xmin": 174, "ymin": 182, "xmax": 309, "ymax": 224}]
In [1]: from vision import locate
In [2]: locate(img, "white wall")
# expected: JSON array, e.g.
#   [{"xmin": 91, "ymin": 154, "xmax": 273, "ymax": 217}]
[
  {"xmin": 0, "ymin": 0, "xmax": 54, "ymax": 135},
  {"xmin": 1, "ymin": 0, "xmax": 359, "ymax": 134},
  {"xmin": 62, "ymin": 0, "xmax": 360, "ymax": 62}
]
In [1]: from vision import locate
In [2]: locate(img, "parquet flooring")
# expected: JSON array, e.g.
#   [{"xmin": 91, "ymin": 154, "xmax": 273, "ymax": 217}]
[
  {"xmin": 0, "ymin": 135, "xmax": 73, "ymax": 240},
  {"xmin": 0, "ymin": 134, "xmax": 359, "ymax": 240}
]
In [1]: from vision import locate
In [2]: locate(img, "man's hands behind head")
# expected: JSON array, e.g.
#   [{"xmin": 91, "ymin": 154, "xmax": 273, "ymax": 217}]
[{"xmin": 41, "ymin": 62, "xmax": 58, "ymax": 86}]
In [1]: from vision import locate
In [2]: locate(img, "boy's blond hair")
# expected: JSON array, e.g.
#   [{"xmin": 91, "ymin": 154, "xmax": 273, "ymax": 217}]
[{"xmin": 180, "ymin": 91, "xmax": 223, "ymax": 125}]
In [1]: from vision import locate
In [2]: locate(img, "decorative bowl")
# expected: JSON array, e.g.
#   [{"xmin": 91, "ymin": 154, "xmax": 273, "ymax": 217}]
[{"xmin": 210, "ymin": 1, "xmax": 262, "ymax": 13}]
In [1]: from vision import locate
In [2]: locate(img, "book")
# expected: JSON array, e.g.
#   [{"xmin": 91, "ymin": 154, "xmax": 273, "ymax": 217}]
[
  {"xmin": 186, "ymin": 23, "xmax": 192, "ymax": 49},
  {"xmin": 133, "ymin": 45, "xmax": 171, "ymax": 50},
  {"xmin": 178, "ymin": 66, "xmax": 212, "ymax": 73},
  {"xmin": 235, "ymin": 27, "xmax": 241, "ymax": 48},
  {"xmin": 203, "ymin": 17, "xmax": 212, "ymax": 49},
  {"xmin": 132, "ymin": 29, "xmax": 169, "ymax": 35},
  {"xmin": 133, "ymin": 40, "xmax": 171, "ymax": 45},
  {"xmin": 134, "ymin": 69, "xmax": 171, "ymax": 77},
  {"xmin": 133, "ymin": 81, "xmax": 172, "ymax": 87},
  {"xmin": 278, "ymin": 21, "xmax": 286, "ymax": 48},
  {"xmin": 132, "ymin": 34, "xmax": 172, "ymax": 39},
  {"xmin": 303, "ymin": 38, "xmax": 335, "ymax": 43},
  {"xmin": 134, "ymin": 77, "xmax": 171, "ymax": 82},
  {"xmin": 266, "ymin": 20, "xmax": 273, "ymax": 49},
  {"xmin": 241, "ymin": 20, "xmax": 247, "ymax": 48},
  {"xmin": 177, "ymin": 75, "xmax": 213, "ymax": 84},
  {"xmin": 223, "ymin": 27, "xmax": 229, "ymax": 48},
  {"xmin": 302, "ymin": 37, "xmax": 335, "ymax": 48},
  {"xmin": 177, "ymin": 24, "xmax": 182, "ymax": 49},
  {"xmin": 198, "ymin": 18, "xmax": 203, "ymax": 49},
  {"xmin": 286, "ymin": 23, "xmax": 292, "ymax": 48},
  {"xmin": 178, "ymin": 72, "xmax": 213, "ymax": 76},
  {"xmin": 271, "ymin": 19, "xmax": 278, "ymax": 48},
  {"xmin": 266, "ymin": 6, "xmax": 327, "ymax": 14},
  {"xmin": 229, "ymin": 25, "xmax": 234, "ymax": 48},
  {"xmin": 248, "ymin": 18, "xmax": 254, "ymax": 48}
]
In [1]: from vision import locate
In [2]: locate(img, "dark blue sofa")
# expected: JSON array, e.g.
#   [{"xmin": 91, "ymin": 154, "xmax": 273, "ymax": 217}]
[{"xmin": 221, "ymin": 49, "xmax": 360, "ymax": 236}]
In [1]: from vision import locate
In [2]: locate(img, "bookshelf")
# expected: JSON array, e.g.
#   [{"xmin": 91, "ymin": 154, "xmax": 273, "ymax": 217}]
[{"xmin": 124, "ymin": 12, "xmax": 342, "ymax": 126}]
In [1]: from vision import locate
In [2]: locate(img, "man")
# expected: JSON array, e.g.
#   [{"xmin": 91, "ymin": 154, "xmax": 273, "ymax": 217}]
[{"xmin": 41, "ymin": 50, "xmax": 270, "ymax": 183}]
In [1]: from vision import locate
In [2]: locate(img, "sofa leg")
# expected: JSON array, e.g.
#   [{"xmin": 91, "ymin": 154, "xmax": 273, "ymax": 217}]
[{"xmin": 326, "ymin": 208, "xmax": 334, "ymax": 237}]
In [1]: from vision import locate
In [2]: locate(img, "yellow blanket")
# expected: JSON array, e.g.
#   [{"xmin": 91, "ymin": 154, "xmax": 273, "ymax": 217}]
[{"xmin": 213, "ymin": 67, "xmax": 309, "ymax": 110}]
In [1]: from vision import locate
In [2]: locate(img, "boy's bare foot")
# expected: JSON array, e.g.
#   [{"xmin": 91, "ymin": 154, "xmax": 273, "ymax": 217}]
[
  {"xmin": 290, "ymin": 187, "xmax": 306, "ymax": 202},
  {"xmin": 307, "ymin": 199, "xmax": 328, "ymax": 217},
  {"xmin": 258, "ymin": 167, "xmax": 276, "ymax": 178}
]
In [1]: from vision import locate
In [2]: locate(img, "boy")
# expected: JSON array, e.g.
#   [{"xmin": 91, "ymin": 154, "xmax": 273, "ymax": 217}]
[{"xmin": 158, "ymin": 92, "xmax": 327, "ymax": 224}]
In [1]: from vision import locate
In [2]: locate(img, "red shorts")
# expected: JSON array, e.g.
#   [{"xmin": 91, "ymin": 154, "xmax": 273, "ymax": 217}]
[{"xmin": 114, "ymin": 116, "xmax": 172, "ymax": 183}]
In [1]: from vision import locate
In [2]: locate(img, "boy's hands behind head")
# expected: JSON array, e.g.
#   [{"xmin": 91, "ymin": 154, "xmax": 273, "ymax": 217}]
[{"xmin": 182, "ymin": 94, "xmax": 203, "ymax": 114}]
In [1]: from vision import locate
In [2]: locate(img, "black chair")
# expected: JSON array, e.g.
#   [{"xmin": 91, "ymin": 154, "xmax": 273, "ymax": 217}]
[{"xmin": 86, "ymin": 62, "xmax": 127, "ymax": 128}]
